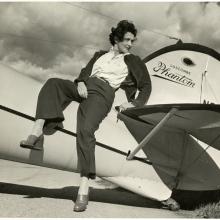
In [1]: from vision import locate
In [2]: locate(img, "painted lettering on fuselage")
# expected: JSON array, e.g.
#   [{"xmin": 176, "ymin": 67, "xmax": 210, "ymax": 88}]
[{"xmin": 152, "ymin": 61, "xmax": 195, "ymax": 88}]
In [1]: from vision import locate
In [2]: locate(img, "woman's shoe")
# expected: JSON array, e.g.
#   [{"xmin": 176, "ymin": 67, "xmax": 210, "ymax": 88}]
[
  {"xmin": 73, "ymin": 194, "xmax": 89, "ymax": 212},
  {"xmin": 20, "ymin": 134, "xmax": 44, "ymax": 151}
]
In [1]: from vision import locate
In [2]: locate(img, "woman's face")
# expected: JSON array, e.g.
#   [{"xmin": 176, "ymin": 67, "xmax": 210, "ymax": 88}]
[{"xmin": 115, "ymin": 32, "xmax": 136, "ymax": 54}]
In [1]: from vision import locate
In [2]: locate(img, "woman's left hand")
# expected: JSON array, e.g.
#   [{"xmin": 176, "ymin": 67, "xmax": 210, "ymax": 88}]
[{"xmin": 119, "ymin": 102, "xmax": 135, "ymax": 112}]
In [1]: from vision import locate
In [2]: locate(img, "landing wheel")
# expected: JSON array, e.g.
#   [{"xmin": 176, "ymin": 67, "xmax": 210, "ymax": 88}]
[{"xmin": 161, "ymin": 198, "xmax": 180, "ymax": 211}]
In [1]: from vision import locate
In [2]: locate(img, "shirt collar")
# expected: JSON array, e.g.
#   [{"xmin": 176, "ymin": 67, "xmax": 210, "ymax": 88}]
[{"xmin": 109, "ymin": 46, "xmax": 130, "ymax": 56}]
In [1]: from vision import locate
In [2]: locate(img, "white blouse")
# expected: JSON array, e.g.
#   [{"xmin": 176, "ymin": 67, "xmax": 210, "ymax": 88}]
[{"xmin": 90, "ymin": 48, "xmax": 129, "ymax": 89}]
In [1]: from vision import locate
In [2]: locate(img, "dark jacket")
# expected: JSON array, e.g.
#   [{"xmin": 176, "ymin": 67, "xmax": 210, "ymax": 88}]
[{"xmin": 75, "ymin": 50, "xmax": 152, "ymax": 107}]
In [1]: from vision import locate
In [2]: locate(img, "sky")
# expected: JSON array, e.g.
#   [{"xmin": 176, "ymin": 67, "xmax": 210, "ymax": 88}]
[{"xmin": 0, "ymin": 2, "xmax": 220, "ymax": 82}]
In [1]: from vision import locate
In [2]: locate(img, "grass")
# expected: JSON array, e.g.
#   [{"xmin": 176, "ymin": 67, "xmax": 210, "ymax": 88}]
[{"xmin": 194, "ymin": 201, "xmax": 220, "ymax": 218}]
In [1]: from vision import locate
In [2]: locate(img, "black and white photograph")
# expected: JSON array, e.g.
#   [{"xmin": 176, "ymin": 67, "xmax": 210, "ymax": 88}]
[{"xmin": 0, "ymin": 1, "xmax": 220, "ymax": 218}]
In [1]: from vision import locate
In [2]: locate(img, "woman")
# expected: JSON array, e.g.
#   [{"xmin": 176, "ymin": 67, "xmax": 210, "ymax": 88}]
[{"xmin": 20, "ymin": 20, "xmax": 152, "ymax": 212}]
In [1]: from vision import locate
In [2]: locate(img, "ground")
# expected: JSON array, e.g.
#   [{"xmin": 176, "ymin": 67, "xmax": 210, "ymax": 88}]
[{"xmin": 0, "ymin": 159, "xmax": 193, "ymax": 218}]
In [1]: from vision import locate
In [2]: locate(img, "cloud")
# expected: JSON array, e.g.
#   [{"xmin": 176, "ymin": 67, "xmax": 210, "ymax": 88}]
[
  {"xmin": 0, "ymin": 2, "xmax": 220, "ymax": 82},
  {"xmin": 0, "ymin": 2, "xmax": 109, "ymax": 81},
  {"xmin": 167, "ymin": 2, "xmax": 220, "ymax": 50}
]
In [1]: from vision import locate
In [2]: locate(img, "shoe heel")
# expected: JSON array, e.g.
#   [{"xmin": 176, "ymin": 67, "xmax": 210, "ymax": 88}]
[{"xmin": 33, "ymin": 134, "xmax": 44, "ymax": 150}]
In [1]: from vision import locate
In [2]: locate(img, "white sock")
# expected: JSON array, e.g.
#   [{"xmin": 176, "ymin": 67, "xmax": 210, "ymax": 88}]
[
  {"xmin": 31, "ymin": 119, "xmax": 45, "ymax": 137},
  {"xmin": 78, "ymin": 177, "xmax": 89, "ymax": 195}
]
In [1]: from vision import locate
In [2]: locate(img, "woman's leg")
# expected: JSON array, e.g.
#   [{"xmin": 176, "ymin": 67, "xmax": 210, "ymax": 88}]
[
  {"xmin": 76, "ymin": 95, "xmax": 113, "ymax": 180},
  {"xmin": 20, "ymin": 78, "xmax": 82, "ymax": 150},
  {"xmin": 35, "ymin": 78, "xmax": 82, "ymax": 128},
  {"xmin": 74, "ymin": 79, "xmax": 115, "ymax": 212},
  {"xmin": 74, "ymin": 95, "xmax": 111, "ymax": 212}
]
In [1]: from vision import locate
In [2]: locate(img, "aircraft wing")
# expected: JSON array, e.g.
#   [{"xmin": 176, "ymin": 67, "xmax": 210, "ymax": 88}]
[
  {"xmin": 120, "ymin": 103, "xmax": 220, "ymax": 151},
  {"xmin": 117, "ymin": 103, "xmax": 220, "ymax": 191}
]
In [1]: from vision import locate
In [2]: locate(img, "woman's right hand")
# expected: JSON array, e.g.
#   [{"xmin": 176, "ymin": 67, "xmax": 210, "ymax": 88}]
[{"xmin": 77, "ymin": 82, "xmax": 88, "ymax": 99}]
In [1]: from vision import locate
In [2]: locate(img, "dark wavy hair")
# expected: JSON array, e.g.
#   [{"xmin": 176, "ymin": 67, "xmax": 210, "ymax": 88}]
[{"xmin": 109, "ymin": 20, "xmax": 137, "ymax": 46}]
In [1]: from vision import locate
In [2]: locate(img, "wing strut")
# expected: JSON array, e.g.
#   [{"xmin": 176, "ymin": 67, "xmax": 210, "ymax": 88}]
[{"xmin": 126, "ymin": 107, "xmax": 178, "ymax": 160}]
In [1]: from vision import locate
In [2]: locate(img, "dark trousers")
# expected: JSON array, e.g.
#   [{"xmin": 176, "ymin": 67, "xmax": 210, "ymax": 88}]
[{"xmin": 35, "ymin": 77, "xmax": 115, "ymax": 179}]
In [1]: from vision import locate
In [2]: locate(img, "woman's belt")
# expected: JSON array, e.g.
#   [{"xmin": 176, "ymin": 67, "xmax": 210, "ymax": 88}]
[{"xmin": 90, "ymin": 76, "xmax": 118, "ymax": 91}]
